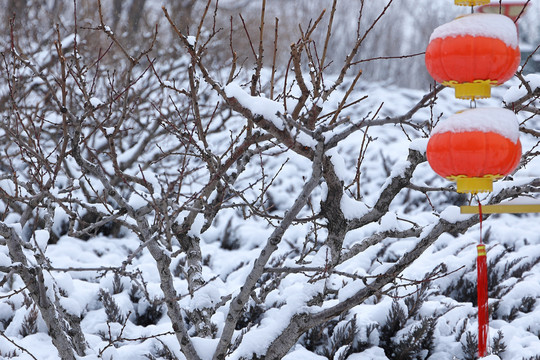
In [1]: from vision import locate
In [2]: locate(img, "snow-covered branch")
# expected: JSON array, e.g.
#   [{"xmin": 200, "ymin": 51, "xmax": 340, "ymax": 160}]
[{"xmin": 0, "ymin": 223, "xmax": 82, "ymax": 360}]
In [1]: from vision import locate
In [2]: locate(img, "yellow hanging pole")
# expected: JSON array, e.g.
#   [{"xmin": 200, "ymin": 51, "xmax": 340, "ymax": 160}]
[{"xmin": 460, "ymin": 204, "xmax": 540, "ymax": 214}]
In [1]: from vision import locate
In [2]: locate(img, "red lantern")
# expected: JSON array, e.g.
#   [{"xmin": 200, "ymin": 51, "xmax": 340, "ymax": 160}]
[
  {"xmin": 427, "ymin": 108, "xmax": 522, "ymax": 193},
  {"xmin": 425, "ymin": 13, "xmax": 520, "ymax": 99}
]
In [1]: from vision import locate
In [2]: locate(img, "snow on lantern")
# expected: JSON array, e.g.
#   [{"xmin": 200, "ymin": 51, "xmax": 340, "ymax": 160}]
[
  {"xmin": 425, "ymin": 13, "xmax": 520, "ymax": 100},
  {"xmin": 427, "ymin": 108, "xmax": 522, "ymax": 194}
]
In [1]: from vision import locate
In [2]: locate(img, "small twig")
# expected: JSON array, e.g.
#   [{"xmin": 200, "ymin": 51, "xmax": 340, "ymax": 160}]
[
  {"xmin": 270, "ymin": 17, "xmax": 279, "ymax": 100},
  {"xmin": 520, "ymin": 43, "xmax": 540, "ymax": 74},
  {"xmin": 515, "ymin": 71, "xmax": 533, "ymax": 94},
  {"xmin": 188, "ymin": 64, "xmax": 209, "ymax": 149},
  {"xmin": 513, "ymin": 0, "xmax": 531, "ymax": 23},
  {"xmin": 300, "ymin": 9, "xmax": 327, "ymax": 47},
  {"xmin": 388, "ymin": 265, "xmax": 468, "ymax": 300},
  {"xmin": 97, "ymin": 0, "xmax": 135, "ymax": 64},
  {"xmin": 344, "ymin": 124, "xmax": 372, "ymax": 199},
  {"xmin": 0, "ymin": 285, "xmax": 27, "ymax": 300},
  {"xmin": 0, "ymin": 331, "xmax": 39, "ymax": 360},
  {"xmin": 98, "ymin": 311, "xmax": 133, "ymax": 357},
  {"xmin": 227, "ymin": 16, "xmax": 238, "ymax": 85},
  {"xmin": 317, "ymin": 96, "xmax": 369, "ymax": 123},
  {"xmin": 406, "ymin": 182, "xmax": 455, "ymax": 193},
  {"xmin": 351, "ymin": 51, "xmax": 425, "ymax": 66},
  {"xmin": 46, "ymin": 266, "xmax": 120, "ymax": 273},
  {"xmin": 250, "ymin": 0, "xmax": 266, "ymax": 96},
  {"xmin": 196, "ymin": 0, "xmax": 213, "ymax": 46},
  {"xmin": 320, "ymin": 0, "xmax": 337, "ymax": 74},
  {"xmin": 330, "ymin": 69, "xmax": 363, "ymax": 125},
  {"xmin": 239, "ymin": 14, "xmax": 257, "ymax": 62},
  {"xmin": 342, "ymin": 227, "xmax": 423, "ymax": 262},
  {"xmin": 324, "ymin": 0, "xmax": 395, "ymax": 101}
]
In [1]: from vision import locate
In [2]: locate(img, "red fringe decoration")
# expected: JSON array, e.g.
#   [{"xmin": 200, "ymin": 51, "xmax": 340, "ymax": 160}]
[{"xmin": 477, "ymin": 243, "xmax": 489, "ymax": 357}]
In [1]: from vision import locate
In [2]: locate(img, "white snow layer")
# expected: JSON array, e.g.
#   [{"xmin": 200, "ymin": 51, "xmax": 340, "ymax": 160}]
[
  {"xmin": 429, "ymin": 13, "xmax": 519, "ymax": 48},
  {"xmin": 89, "ymin": 97, "xmax": 103, "ymax": 107},
  {"xmin": 503, "ymin": 73, "xmax": 540, "ymax": 103},
  {"xmin": 224, "ymin": 83, "xmax": 285, "ymax": 130},
  {"xmin": 341, "ymin": 193, "xmax": 369, "ymax": 220},
  {"xmin": 431, "ymin": 107, "xmax": 520, "ymax": 143}
]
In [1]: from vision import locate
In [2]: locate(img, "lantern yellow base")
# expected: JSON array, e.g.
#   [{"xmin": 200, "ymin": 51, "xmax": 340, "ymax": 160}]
[
  {"xmin": 443, "ymin": 80, "xmax": 495, "ymax": 100},
  {"xmin": 456, "ymin": 177, "xmax": 492, "ymax": 194},
  {"xmin": 447, "ymin": 175, "xmax": 503, "ymax": 194},
  {"xmin": 454, "ymin": 0, "xmax": 489, "ymax": 6}
]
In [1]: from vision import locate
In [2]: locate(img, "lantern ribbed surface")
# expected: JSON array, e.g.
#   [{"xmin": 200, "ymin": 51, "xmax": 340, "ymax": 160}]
[
  {"xmin": 426, "ymin": 36, "xmax": 520, "ymax": 89},
  {"xmin": 425, "ymin": 14, "xmax": 520, "ymax": 99},
  {"xmin": 426, "ymin": 108, "xmax": 522, "ymax": 193},
  {"xmin": 427, "ymin": 131, "xmax": 521, "ymax": 177}
]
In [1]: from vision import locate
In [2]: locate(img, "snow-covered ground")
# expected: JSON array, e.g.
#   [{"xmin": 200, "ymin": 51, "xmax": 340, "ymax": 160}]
[{"xmin": 1, "ymin": 74, "xmax": 539, "ymax": 359}]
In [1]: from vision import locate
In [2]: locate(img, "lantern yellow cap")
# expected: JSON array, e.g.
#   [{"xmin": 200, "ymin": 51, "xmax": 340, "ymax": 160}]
[
  {"xmin": 456, "ymin": 177, "xmax": 493, "ymax": 194},
  {"xmin": 454, "ymin": 0, "xmax": 489, "ymax": 6},
  {"xmin": 442, "ymin": 80, "xmax": 494, "ymax": 100}
]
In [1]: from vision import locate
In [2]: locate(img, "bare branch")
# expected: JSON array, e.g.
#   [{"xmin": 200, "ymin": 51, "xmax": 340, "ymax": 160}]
[
  {"xmin": 213, "ymin": 139, "xmax": 324, "ymax": 360},
  {"xmin": 0, "ymin": 222, "xmax": 81, "ymax": 360}
]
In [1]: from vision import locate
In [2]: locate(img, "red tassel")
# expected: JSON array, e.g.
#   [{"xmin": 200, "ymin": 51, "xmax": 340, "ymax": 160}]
[{"xmin": 477, "ymin": 244, "xmax": 489, "ymax": 357}]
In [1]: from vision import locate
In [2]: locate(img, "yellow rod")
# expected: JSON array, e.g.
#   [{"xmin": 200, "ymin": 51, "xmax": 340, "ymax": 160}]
[{"xmin": 460, "ymin": 204, "xmax": 540, "ymax": 214}]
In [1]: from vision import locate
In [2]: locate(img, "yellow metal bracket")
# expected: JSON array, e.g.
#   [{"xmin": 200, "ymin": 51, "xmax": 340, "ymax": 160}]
[
  {"xmin": 442, "ymin": 80, "xmax": 497, "ymax": 100},
  {"xmin": 460, "ymin": 204, "xmax": 540, "ymax": 214},
  {"xmin": 454, "ymin": 0, "xmax": 489, "ymax": 6}
]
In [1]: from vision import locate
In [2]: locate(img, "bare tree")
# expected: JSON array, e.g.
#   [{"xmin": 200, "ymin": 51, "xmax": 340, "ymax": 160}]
[{"xmin": 1, "ymin": 1, "xmax": 539, "ymax": 359}]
